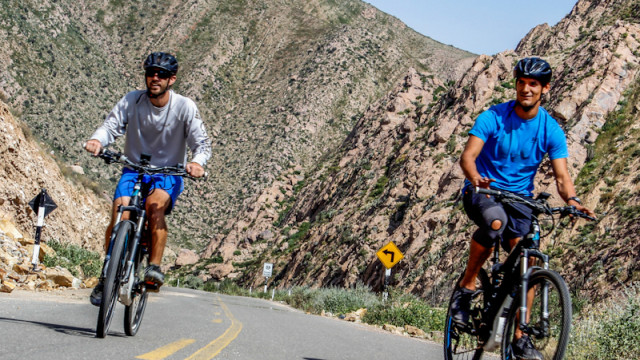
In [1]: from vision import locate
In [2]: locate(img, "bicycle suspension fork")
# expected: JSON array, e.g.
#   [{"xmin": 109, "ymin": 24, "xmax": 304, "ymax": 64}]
[
  {"xmin": 518, "ymin": 219, "xmax": 550, "ymax": 333},
  {"xmin": 120, "ymin": 207, "xmax": 146, "ymax": 285}
]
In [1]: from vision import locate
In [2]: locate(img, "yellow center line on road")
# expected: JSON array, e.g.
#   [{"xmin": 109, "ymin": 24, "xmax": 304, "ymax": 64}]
[
  {"xmin": 136, "ymin": 339, "xmax": 196, "ymax": 360},
  {"xmin": 185, "ymin": 295, "xmax": 243, "ymax": 360}
]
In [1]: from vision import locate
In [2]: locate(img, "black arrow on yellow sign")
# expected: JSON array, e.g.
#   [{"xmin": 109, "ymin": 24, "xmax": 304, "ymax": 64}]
[
  {"xmin": 382, "ymin": 249, "xmax": 395, "ymax": 262},
  {"xmin": 376, "ymin": 241, "xmax": 404, "ymax": 269}
]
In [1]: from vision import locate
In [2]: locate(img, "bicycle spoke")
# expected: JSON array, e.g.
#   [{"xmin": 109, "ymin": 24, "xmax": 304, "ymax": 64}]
[
  {"xmin": 444, "ymin": 270, "xmax": 489, "ymax": 360},
  {"xmin": 501, "ymin": 269, "xmax": 571, "ymax": 359}
]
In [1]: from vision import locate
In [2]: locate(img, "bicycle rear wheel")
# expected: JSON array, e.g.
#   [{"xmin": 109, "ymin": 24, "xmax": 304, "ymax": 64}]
[
  {"xmin": 444, "ymin": 268, "xmax": 490, "ymax": 360},
  {"xmin": 501, "ymin": 269, "xmax": 571, "ymax": 360},
  {"xmin": 96, "ymin": 222, "xmax": 132, "ymax": 338},
  {"xmin": 124, "ymin": 250, "xmax": 149, "ymax": 336}
]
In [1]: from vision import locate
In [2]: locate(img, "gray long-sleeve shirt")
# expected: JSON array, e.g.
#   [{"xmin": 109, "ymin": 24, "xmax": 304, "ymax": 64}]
[{"xmin": 91, "ymin": 90, "xmax": 211, "ymax": 167}]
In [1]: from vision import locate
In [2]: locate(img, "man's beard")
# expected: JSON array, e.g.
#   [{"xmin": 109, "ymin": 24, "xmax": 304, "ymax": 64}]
[{"xmin": 147, "ymin": 83, "xmax": 168, "ymax": 98}]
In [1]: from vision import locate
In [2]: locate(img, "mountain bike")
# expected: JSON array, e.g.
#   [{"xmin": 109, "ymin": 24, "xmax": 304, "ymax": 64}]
[
  {"xmin": 443, "ymin": 187, "xmax": 595, "ymax": 360},
  {"xmin": 93, "ymin": 149, "xmax": 198, "ymax": 338}
]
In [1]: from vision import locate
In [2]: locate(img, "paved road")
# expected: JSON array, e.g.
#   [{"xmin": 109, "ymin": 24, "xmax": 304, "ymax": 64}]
[{"xmin": 0, "ymin": 287, "xmax": 445, "ymax": 359}]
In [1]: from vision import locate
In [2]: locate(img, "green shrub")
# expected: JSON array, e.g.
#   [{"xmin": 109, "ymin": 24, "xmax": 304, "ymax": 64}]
[
  {"xmin": 363, "ymin": 291, "xmax": 446, "ymax": 332},
  {"xmin": 285, "ymin": 286, "xmax": 316, "ymax": 311},
  {"xmin": 567, "ymin": 285, "xmax": 640, "ymax": 359},
  {"xmin": 43, "ymin": 239, "xmax": 102, "ymax": 278},
  {"xmin": 311, "ymin": 284, "xmax": 380, "ymax": 314},
  {"xmin": 282, "ymin": 283, "xmax": 380, "ymax": 315},
  {"xmin": 288, "ymin": 222, "xmax": 311, "ymax": 246},
  {"xmin": 204, "ymin": 281, "xmax": 447, "ymax": 335},
  {"xmin": 204, "ymin": 278, "xmax": 251, "ymax": 296},
  {"xmin": 182, "ymin": 275, "xmax": 204, "ymax": 290},
  {"xmin": 370, "ymin": 175, "xmax": 389, "ymax": 199}
]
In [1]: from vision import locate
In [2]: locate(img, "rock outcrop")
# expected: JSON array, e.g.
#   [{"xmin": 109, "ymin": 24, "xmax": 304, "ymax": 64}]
[
  {"xmin": 0, "ymin": 102, "xmax": 110, "ymax": 251},
  {"xmin": 0, "ymin": 222, "xmax": 84, "ymax": 293}
]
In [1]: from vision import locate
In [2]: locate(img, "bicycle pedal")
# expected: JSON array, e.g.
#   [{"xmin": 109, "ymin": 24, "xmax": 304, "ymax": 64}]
[{"xmin": 145, "ymin": 281, "xmax": 161, "ymax": 292}]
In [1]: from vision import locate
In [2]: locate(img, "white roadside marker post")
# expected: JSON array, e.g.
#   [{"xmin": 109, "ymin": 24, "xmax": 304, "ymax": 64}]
[{"xmin": 28, "ymin": 189, "xmax": 57, "ymax": 271}]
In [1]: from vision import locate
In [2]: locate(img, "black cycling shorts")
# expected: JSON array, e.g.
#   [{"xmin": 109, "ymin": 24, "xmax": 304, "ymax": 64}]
[{"xmin": 462, "ymin": 186, "xmax": 533, "ymax": 251}]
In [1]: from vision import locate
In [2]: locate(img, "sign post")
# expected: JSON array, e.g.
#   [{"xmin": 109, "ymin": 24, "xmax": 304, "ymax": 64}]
[
  {"xmin": 263, "ymin": 262, "xmax": 273, "ymax": 293},
  {"xmin": 383, "ymin": 268, "xmax": 391, "ymax": 302},
  {"xmin": 376, "ymin": 241, "xmax": 404, "ymax": 302},
  {"xmin": 28, "ymin": 189, "xmax": 57, "ymax": 271}
]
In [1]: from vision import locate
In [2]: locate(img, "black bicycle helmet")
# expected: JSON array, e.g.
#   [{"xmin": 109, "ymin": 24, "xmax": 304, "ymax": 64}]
[
  {"xmin": 143, "ymin": 52, "xmax": 178, "ymax": 74},
  {"xmin": 513, "ymin": 57, "xmax": 552, "ymax": 85}
]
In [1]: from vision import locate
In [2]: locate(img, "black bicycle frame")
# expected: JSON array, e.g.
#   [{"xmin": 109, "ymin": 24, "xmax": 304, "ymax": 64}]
[
  {"xmin": 481, "ymin": 216, "xmax": 550, "ymax": 341},
  {"xmin": 109, "ymin": 171, "xmax": 153, "ymax": 289}
]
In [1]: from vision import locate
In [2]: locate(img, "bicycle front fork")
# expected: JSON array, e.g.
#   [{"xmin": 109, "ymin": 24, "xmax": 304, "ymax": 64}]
[{"xmin": 518, "ymin": 249, "xmax": 550, "ymax": 335}]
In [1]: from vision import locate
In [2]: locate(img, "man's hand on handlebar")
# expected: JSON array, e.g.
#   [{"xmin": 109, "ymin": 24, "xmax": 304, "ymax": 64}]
[
  {"xmin": 472, "ymin": 176, "xmax": 496, "ymax": 198},
  {"xmin": 186, "ymin": 162, "xmax": 205, "ymax": 178},
  {"xmin": 472, "ymin": 176, "xmax": 495, "ymax": 189},
  {"xmin": 572, "ymin": 203, "xmax": 596, "ymax": 221},
  {"xmin": 84, "ymin": 139, "xmax": 102, "ymax": 156}
]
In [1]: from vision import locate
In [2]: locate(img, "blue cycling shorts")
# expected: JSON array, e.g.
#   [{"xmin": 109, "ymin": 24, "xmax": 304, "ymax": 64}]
[{"xmin": 113, "ymin": 168, "xmax": 184, "ymax": 214}]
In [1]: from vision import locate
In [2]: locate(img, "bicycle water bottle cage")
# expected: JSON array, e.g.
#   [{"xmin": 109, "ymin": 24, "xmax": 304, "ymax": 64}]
[{"xmin": 140, "ymin": 153, "xmax": 152, "ymax": 166}]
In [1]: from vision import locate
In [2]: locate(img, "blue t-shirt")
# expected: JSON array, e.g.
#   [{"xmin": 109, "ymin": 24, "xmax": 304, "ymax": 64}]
[{"xmin": 465, "ymin": 101, "xmax": 568, "ymax": 196}]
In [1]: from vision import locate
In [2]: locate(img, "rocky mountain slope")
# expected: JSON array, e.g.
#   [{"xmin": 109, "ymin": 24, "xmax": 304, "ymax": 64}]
[
  {"xmin": 0, "ymin": 0, "xmax": 474, "ymax": 252},
  {"xmin": 1, "ymin": 100, "xmax": 109, "ymax": 292},
  {"xmin": 199, "ymin": 0, "xmax": 640, "ymax": 304},
  {"xmin": 0, "ymin": 101, "xmax": 109, "ymax": 250}
]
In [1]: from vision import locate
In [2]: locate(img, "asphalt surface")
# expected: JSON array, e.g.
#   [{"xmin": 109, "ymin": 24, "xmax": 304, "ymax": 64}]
[{"xmin": 0, "ymin": 287, "xmax": 446, "ymax": 359}]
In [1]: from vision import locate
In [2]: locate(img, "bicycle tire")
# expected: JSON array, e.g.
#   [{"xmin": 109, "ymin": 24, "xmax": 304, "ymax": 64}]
[
  {"xmin": 444, "ymin": 268, "xmax": 490, "ymax": 360},
  {"xmin": 500, "ymin": 269, "xmax": 571, "ymax": 360},
  {"xmin": 124, "ymin": 249, "xmax": 149, "ymax": 336},
  {"xmin": 96, "ymin": 221, "xmax": 132, "ymax": 338}
]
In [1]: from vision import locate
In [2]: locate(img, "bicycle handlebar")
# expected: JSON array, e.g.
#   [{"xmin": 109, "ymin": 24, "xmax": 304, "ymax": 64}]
[
  {"xmin": 97, "ymin": 148, "xmax": 207, "ymax": 181},
  {"xmin": 475, "ymin": 187, "xmax": 595, "ymax": 221}
]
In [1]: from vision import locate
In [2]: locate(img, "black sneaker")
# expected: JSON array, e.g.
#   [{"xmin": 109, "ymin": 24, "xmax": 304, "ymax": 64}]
[
  {"xmin": 90, "ymin": 280, "xmax": 104, "ymax": 307},
  {"xmin": 450, "ymin": 286, "xmax": 475, "ymax": 326},
  {"xmin": 512, "ymin": 335, "xmax": 543, "ymax": 360},
  {"xmin": 144, "ymin": 264, "xmax": 164, "ymax": 287}
]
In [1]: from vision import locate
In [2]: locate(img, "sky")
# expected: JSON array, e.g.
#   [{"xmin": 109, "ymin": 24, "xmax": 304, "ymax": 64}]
[{"xmin": 364, "ymin": 0, "xmax": 578, "ymax": 55}]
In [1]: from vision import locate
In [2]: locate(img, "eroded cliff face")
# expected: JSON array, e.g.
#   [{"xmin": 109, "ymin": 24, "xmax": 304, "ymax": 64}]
[
  {"xmin": 0, "ymin": 101, "xmax": 110, "ymax": 251},
  {"xmin": 199, "ymin": 0, "xmax": 640, "ymax": 303}
]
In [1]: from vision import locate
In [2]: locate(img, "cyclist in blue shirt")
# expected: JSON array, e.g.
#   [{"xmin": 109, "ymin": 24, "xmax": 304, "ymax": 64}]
[{"xmin": 453, "ymin": 57, "xmax": 595, "ymax": 359}]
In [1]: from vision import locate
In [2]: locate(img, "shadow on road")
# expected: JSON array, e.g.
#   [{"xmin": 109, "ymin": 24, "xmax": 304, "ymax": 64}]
[{"xmin": 0, "ymin": 316, "xmax": 118, "ymax": 338}]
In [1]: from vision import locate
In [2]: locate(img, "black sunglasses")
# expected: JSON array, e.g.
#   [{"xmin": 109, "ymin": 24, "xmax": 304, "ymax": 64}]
[{"xmin": 145, "ymin": 69, "xmax": 173, "ymax": 79}]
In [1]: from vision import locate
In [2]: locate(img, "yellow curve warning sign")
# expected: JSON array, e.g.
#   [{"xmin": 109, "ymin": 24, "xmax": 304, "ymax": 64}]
[{"xmin": 376, "ymin": 241, "xmax": 404, "ymax": 269}]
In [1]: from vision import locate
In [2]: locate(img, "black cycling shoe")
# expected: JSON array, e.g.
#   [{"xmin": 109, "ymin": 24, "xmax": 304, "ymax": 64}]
[
  {"xmin": 90, "ymin": 279, "xmax": 104, "ymax": 307},
  {"xmin": 512, "ymin": 335, "xmax": 543, "ymax": 360},
  {"xmin": 450, "ymin": 286, "xmax": 475, "ymax": 326},
  {"xmin": 144, "ymin": 264, "xmax": 164, "ymax": 290}
]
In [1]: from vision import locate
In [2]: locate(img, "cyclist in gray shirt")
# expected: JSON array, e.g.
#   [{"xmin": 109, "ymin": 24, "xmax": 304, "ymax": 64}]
[{"xmin": 84, "ymin": 52, "xmax": 211, "ymax": 306}]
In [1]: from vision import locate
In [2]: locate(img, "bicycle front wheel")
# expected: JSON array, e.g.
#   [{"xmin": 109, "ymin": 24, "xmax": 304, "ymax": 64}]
[
  {"xmin": 124, "ymin": 250, "xmax": 149, "ymax": 336},
  {"xmin": 501, "ymin": 269, "xmax": 571, "ymax": 360},
  {"xmin": 96, "ymin": 222, "xmax": 132, "ymax": 338},
  {"xmin": 444, "ymin": 268, "xmax": 490, "ymax": 360}
]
